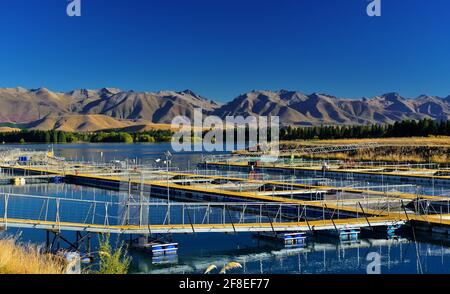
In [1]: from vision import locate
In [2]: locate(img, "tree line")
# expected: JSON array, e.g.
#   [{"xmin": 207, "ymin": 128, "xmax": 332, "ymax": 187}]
[
  {"xmin": 0, "ymin": 129, "xmax": 173, "ymax": 144},
  {"xmin": 280, "ymin": 119, "xmax": 450, "ymax": 140}
]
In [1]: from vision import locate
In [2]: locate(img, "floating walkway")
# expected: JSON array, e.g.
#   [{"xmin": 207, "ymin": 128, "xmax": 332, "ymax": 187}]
[
  {"xmin": 0, "ymin": 215, "xmax": 404, "ymax": 234},
  {"xmin": 0, "ymin": 174, "xmax": 61, "ymax": 185},
  {"xmin": 1, "ymin": 164, "xmax": 448, "ymax": 221},
  {"xmin": 200, "ymin": 162, "xmax": 450, "ymax": 185},
  {"xmin": 1, "ymin": 164, "xmax": 450, "ymax": 237}
]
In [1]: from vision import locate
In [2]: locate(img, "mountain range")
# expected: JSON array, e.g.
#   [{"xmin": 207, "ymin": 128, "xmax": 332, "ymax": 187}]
[{"xmin": 0, "ymin": 87, "xmax": 449, "ymax": 131}]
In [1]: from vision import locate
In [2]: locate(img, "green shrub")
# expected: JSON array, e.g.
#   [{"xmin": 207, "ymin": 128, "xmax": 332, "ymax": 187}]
[{"xmin": 96, "ymin": 234, "xmax": 131, "ymax": 274}]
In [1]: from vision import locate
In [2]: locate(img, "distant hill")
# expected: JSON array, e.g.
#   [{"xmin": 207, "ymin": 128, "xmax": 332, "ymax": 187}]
[
  {"xmin": 0, "ymin": 87, "xmax": 449, "ymax": 131},
  {"xmin": 0, "ymin": 87, "xmax": 218, "ymax": 125},
  {"xmin": 26, "ymin": 114, "xmax": 136, "ymax": 132},
  {"xmin": 213, "ymin": 90, "xmax": 450, "ymax": 125},
  {"xmin": 0, "ymin": 126, "xmax": 21, "ymax": 133}
]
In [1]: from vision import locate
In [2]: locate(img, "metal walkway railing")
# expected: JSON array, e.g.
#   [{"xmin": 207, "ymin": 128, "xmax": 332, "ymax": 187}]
[{"xmin": 0, "ymin": 192, "xmax": 404, "ymax": 234}]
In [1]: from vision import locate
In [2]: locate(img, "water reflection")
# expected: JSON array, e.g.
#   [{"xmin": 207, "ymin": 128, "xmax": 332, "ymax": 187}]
[{"xmin": 127, "ymin": 231, "xmax": 450, "ymax": 274}]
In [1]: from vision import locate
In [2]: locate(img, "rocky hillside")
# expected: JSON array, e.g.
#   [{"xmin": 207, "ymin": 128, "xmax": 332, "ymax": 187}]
[
  {"xmin": 0, "ymin": 87, "xmax": 218, "ymax": 124},
  {"xmin": 213, "ymin": 90, "xmax": 450, "ymax": 125}
]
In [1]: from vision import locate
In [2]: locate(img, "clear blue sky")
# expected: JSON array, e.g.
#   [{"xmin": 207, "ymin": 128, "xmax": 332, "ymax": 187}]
[{"xmin": 1, "ymin": 0, "xmax": 449, "ymax": 102}]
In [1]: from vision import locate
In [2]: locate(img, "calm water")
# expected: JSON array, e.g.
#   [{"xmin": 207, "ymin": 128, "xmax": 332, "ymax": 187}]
[
  {"xmin": 131, "ymin": 232, "xmax": 450, "ymax": 274},
  {"xmin": 1, "ymin": 143, "xmax": 223, "ymax": 170},
  {"xmin": 1, "ymin": 143, "xmax": 450, "ymax": 274}
]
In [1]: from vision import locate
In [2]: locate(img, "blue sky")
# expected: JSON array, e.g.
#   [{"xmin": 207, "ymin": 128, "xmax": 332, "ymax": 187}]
[{"xmin": 0, "ymin": 0, "xmax": 449, "ymax": 102}]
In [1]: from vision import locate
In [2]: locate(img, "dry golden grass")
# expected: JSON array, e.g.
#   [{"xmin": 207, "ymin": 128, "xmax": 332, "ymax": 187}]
[
  {"xmin": 118, "ymin": 122, "xmax": 207, "ymax": 132},
  {"xmin": 31, "ymin": 115, "xmax": 135, "ymax": 132},
  {"xmin": 304, "ymin": 152, "xmax": 449, "ymax": 164},
  {"xmin": 281, "ymin": 136, "xmax": 450, "ymax": 147},
  {"xmin": 277, "ymin": 137, "xmax": 450, "ymax": 164},
  {"xmin": 0, "ymin": 127, "xmax": 21, "ymax": 133},
  {"xmin": 0, "ymin": 237, "xmax": 65, "ymax": 274},
  {"xmin": 31, "ymin": 114, "xmax": 212, "ymax": 133}
]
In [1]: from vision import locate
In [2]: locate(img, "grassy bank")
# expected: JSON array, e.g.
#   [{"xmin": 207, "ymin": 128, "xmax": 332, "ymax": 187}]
[
  {"xmin": 0, "ymin": 238, "xmax": 65, "ymax": 274},
  {"xmin": 281, "ymin": 137, "xmax": 450, "ymax": 147},
  {"xmin": 280, "ymin": 137, "xmax": 450, "ymax": 164},
  {"xmin": 0, "ymin": 235, "xmax": 131, "ymax": 274}
]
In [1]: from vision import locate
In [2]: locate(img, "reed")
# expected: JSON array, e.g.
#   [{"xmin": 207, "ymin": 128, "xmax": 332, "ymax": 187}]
[
  {"xmin": 0, "ymin": 237, "xmax": 66, "ymax": 274},
  {"xmin": 281, "ymin": 137, "xmax": 450, "ymax": 164},
  {"xmin": 281, "ymin": 136, "xmax": 450, "ymax": 147}
]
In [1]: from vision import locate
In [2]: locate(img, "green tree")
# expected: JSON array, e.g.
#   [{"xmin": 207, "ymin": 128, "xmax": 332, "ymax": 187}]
[
  {"xmin": 44, "ymin": 132, "xmax": 51, "ymax": 143},
  {"xmin": 118, "ymin": 133, "xmax": 133, "ymax": 143},
  {"xmin": 58, "ymin": 132, "xmax": 67, "ymax": 143}
]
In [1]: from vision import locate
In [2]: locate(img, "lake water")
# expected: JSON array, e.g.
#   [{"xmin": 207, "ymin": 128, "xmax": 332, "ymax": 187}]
[
  {"xmin": 1, "ymin": 143, "xmax": 214, "ymax": 170},
  {"xmin": 1, "ymin": 143, "xmax": 450, "ymax": 274}
]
